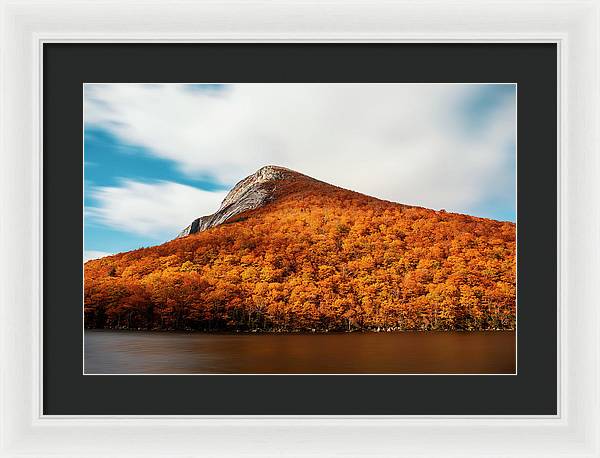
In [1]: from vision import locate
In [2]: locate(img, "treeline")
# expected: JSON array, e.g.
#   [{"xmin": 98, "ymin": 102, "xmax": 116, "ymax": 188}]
[{"xmin": 85, "ymin": 179, "xmax": 516, "ymax": 332}]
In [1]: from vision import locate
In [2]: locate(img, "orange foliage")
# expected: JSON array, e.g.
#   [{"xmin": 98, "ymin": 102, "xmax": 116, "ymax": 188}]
[{"xmin": 84, "ymin": 176, "xmax": 516, "ymax": 331}]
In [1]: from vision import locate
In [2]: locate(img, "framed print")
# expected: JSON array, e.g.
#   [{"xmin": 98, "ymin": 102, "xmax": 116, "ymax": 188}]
[{"xmin": 1, "ymin": 1, "xmax": 599, "ymax": 457}]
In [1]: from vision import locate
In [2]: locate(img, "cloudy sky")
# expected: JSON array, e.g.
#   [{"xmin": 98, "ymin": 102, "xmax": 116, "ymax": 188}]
[{"xmin": 84, "ymin": 83, "xmax": 516, "ymax": 261}]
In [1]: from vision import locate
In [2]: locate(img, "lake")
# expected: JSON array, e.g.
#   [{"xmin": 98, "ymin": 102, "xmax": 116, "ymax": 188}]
[{"xmin": 84, "ymin": 329, "xmax": 515, "ymax": 374}]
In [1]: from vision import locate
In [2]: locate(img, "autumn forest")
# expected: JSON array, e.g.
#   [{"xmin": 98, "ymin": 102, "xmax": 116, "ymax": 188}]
[{"xmin": 84, "ymin": 169, "xmax": 516, "ymax": 332}]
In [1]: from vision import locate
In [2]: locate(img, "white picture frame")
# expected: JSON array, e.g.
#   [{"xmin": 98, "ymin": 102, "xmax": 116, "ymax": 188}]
[{"xmin": 1, "ymin": 0, "xmax": 598, "ymax": 456}]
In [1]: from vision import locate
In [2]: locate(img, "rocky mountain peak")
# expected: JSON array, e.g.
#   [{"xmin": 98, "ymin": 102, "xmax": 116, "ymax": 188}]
[
  {"xmin": 176, "ymin": 165, "xmax": 297, "ymax": 238},
  {"xmin": 217, "ymin": 165, "xmax": 293, "ymax": 210}
]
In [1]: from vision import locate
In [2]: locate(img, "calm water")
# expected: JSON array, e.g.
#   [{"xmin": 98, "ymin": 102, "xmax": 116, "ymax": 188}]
[{"xmin": 84, "ymin": 330, "xmax": 515, "ymax": 374}]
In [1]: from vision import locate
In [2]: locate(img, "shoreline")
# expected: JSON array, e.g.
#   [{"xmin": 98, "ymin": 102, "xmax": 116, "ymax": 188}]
[{"xmin": 84, "ymin": 327, "xmax": 516, "ymax": 334}]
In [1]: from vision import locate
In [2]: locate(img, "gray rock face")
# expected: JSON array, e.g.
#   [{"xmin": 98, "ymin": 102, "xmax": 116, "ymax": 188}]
[{"xmin": 176, "ymin": 165, "xmax": 292, "ymax": 238}]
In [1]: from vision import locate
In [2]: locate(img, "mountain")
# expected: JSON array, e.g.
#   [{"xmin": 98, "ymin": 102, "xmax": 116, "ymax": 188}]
[
  {"xmin": 177, "ymin": 165, "xmax": 296, "ymax": 238},
  {"xmin": 84, "ymin": 166, "xmax": 516, "ymax": 332}
]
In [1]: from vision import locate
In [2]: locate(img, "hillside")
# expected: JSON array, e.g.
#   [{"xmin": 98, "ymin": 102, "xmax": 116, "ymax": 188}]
[{"xmin": 84, "ymin": 166, "xmax": 516, "ymax": 332}]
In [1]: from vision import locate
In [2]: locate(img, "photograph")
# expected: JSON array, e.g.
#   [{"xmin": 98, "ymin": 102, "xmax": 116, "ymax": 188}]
[{"xmin": 83, "ymin": 82, "xmax": 516, "ymax": 374}]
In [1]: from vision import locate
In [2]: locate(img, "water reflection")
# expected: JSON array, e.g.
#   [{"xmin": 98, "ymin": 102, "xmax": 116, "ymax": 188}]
[{"xmin": 84, "ymin": 330, "xmax": 516, "ymax": 374}]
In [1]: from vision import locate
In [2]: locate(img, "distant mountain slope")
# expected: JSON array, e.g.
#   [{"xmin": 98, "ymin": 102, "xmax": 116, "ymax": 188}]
[{"xmin": 84, "ymin": 166, "xmax": 516, "ymax": 332}]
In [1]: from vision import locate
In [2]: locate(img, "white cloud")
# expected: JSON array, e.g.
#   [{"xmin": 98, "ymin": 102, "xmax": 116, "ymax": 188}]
[
  {"xmin": 84, "ymin": 250, "xmax": 113, "ymax": 262},
  {"xmin": 85, "ymin": 83, "xmax": 515, "ymax": 218},
  {"xmin": 87, "ymin": 180, "xmax": 227, "ymax": 238}
]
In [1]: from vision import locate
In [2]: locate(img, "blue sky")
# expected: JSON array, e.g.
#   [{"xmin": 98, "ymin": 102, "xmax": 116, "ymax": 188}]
[{"xmin": 84, "ymin": 83, "xmax": 516, "ymax": 261}]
